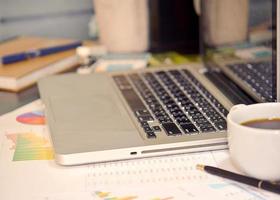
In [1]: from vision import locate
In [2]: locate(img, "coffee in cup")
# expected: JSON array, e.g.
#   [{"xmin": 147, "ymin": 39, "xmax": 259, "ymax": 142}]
[{"xmin": 241, "ymin": 118, "xmax": 280, "ymax": 130}]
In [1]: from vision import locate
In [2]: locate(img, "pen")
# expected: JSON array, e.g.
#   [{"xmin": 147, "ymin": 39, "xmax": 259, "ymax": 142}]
[
  {"xmin": 196, "ymin": 164, "xmax": 280, "ymax": 195},
  {"xmin": 1, "ymin": 41, "xmax": 82, "ymax": 65}
]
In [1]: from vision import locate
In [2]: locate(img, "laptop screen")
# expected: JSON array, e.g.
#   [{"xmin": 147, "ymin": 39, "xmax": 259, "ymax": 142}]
[{"xmin": 201, "ymin": 0, "xmax": 277, "ymax": 103}]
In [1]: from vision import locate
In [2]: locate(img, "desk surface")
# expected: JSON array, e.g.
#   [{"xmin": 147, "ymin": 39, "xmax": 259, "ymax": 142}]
[{"xmin": 0, "ymin": 100, "xmax": 279, "ymax": 200}]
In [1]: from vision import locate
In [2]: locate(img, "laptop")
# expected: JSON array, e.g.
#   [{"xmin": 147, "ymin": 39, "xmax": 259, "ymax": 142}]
[{"xmin": 38, "ymin": 0, "xmax": 279, "ymax": 165}]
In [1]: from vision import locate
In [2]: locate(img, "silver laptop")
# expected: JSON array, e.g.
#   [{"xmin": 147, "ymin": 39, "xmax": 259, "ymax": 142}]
[{"xmin": 38, "ymin": 0, "xmax": 279, "ymax": 165}]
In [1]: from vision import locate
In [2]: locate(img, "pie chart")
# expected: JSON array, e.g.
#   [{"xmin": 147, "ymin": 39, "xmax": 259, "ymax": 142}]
[{"xmin": 16, "ymin": 111, "xmax": 45, "ymax": 125}]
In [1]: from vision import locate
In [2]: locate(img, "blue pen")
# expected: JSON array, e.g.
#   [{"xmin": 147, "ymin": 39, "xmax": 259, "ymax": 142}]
[{"xmin": 1, "ymin": 41, "xmax": 82, "ymax": 65}]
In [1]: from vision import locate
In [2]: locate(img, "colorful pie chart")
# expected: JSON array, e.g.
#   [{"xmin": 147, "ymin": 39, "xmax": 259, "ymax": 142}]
[{"xmin": 16, "ymin": 111, "xmax": 45, "ymax": 125}]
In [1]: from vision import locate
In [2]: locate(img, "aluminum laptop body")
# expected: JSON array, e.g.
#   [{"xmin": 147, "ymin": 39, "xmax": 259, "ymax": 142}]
[{"xmin": 38, "ymin": 0, "xmax": 279, "ymax": 165}]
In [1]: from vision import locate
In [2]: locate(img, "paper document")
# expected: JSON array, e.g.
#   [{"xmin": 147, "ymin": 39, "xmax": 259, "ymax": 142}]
[
  {"xmin": 86, "ymin": 151, "xmax": 217, "ymax": 188},
  {"xmin": 0, "ymin": 100, "xmax": 279, "ymax": 200}
]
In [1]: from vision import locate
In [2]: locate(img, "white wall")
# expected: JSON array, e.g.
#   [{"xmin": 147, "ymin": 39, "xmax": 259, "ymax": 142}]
[{"xmin": 0, "ymin": 0, "xmax": 94, "ymax": 40}]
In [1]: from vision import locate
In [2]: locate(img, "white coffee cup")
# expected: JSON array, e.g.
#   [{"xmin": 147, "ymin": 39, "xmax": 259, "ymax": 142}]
[{"xmin": 227, "ymin": 103, "xmax": 280, "ymax": 181}]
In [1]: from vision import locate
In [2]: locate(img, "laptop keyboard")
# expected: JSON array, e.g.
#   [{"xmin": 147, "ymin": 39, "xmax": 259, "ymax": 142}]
[
  {"xmin": 227, "ymin": 61, "xmax": 275, "ymax": 102},
  {"xmin": 113, "ymin": 69, "xmax": 228, "ymax": 139}
]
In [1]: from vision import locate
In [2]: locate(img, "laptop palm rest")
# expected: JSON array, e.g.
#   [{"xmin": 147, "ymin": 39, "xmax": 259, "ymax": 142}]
[
  {"xmin": 46, "ymin": 92, "xmax": 145, "ymax": 155},
  {"xmin": 49, "ymin": 94, "xmax": 132, "ymax": 132}
]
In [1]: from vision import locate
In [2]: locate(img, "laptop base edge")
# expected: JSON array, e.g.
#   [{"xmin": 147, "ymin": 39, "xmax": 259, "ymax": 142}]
[{"xmin": 55, "ymin": 139, "xmax": 228, "ymax": 166}]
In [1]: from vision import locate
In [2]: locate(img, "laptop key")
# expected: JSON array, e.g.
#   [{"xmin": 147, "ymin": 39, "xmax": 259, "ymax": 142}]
[
  {"xmin": 138, "ymin": 115, "xmax": 154, "ymax": 122},
  {"xmin": 146, "ymin": 132, "xmax": 156, "ymax": 138},
  {"xmin": 161, "ymin": 123, "xmax": 182, "ymax": 135},
  {"xmin": 135, "ymin": 109, "xmax": 150, "ymax": 116},
  {"xmin": 180, "ymin": 123, "xmax": 198, "ymax": 134},
  {"xmin": 177, "ymin": 116, "xmax": 191, "ymax": 124},
  {"xmin": 143, "ymin": 126, "xmax": 153, "ymax": 132},
  {"xmin": 154, "ymin": 112, "xmax": 165, "ymax": 118},
  {"xmin": 158, "ymin": 117, "xmax": 172, "ymax": 124},
  {"xmin": 140, "ymin": 121, "xmax": 149, "ymax": 127},
  {"xmin": 199, "ymin": 124, "xmax": 216, "ymax": 132},
  {"xmin": 152, "ymin": 126, "xmax": 161, "ymax": 132},
  {"xmin": 214, "ymin": 121, "xmax": 227, "ymax": 130},
  {"xmin": 202, "ymin": 126, "xmax": 216, "ymax": 132}
]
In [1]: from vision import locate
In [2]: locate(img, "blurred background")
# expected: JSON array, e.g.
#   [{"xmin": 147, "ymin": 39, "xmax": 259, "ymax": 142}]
[
  {"xmin": 0, "ymin": 0, "xmax": 275, "ymax": 114},
  {"xmin": 0, "ymin": 0, "xmax": 199, "ymax": 53},
  {"xmin": 0, "ymin": 0, "xmax": 94, "ymax": 41},
  {"xmin": 0, "ymin": 0, "xmax": 272, "ymax": 53}
]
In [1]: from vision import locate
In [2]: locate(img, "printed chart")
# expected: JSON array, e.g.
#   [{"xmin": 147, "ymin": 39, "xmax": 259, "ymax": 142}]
[
  {"xmin": 94, "ymin": 190, "xmax": 175, "ymax": 200},
  {"xmin": 95, "ymin": 191, "xmax": 138, "ymax": 200},
  {"xmin": 16, "ymin": 111, "xmax": 45, "ymax": 125},
  {"xmin": 6, "ymin": 132, "xmax": 54, "ymax": 161}
]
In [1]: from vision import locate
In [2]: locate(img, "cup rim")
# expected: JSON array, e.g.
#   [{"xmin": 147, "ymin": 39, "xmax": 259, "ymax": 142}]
[{"xmin": 227, "ymin": 103, "xmax": 280, "ymax": 135}]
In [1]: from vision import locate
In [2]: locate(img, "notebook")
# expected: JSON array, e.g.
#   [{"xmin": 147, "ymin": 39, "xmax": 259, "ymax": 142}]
[
  {"xmin": 38, "ymin": 0, "xmax": 279, "ymax": 165},
  {"xmin": 0, "ymin": 36, "xmax": 80, "ymax": 92}
]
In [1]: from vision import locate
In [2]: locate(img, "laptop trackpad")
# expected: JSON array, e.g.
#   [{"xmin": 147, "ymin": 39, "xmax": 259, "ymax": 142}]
[{"xmin": 49, "ymin": 94, "xmax": 134, "ymax": 132}]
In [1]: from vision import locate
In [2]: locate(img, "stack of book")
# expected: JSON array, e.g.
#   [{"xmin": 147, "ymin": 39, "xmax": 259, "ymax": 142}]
[{"xmin": 0, "ymin": 36, "xmax": 82, "ymax": 92}]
